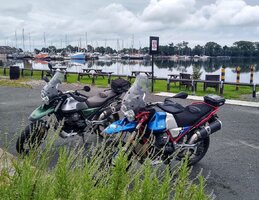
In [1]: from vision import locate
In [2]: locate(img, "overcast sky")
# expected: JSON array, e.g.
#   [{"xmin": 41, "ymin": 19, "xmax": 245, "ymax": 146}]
[{"xmin": 1, "ymin": 0, "xmax": 259, "ymax": 50}]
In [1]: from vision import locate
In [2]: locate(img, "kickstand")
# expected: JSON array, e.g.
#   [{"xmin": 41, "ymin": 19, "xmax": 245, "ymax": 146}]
[{"xmin": 81, "ymin": 134, "xmax": 85, "ymax": 143}]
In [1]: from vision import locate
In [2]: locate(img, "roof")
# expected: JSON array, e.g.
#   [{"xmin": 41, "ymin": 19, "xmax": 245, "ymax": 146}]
[{"xmin": 0, "ymin": 46, "xmax": 17, "ymax": 54}]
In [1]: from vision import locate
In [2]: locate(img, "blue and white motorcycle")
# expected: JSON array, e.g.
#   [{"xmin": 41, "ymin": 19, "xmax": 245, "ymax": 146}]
[{"xmin": 103, "ymin": 75, "xmax": 225, "ymax": 165}]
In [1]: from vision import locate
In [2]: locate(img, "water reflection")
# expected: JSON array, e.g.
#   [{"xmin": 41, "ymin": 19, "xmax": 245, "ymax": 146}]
[{"xmin": 1, "ymin": 58, "xmax": 259, "ymax": 83}]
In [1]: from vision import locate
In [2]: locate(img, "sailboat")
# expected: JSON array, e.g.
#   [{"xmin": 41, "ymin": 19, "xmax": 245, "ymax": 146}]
[{"xmin": 70, "ymin": 52, "xmax": 86, "ymax": 60}]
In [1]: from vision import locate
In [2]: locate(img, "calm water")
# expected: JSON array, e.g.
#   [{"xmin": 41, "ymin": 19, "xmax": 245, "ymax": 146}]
[{"xmin": 2, "ymin": 58, "xmax": 259, "ymax": 83}]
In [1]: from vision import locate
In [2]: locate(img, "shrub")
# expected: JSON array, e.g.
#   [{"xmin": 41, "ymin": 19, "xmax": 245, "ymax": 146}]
[{"xmin": 0, "ymin": 127, "xmax": 211, "ymax": 200}]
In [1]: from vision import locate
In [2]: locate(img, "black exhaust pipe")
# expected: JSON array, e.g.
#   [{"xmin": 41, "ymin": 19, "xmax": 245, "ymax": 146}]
[
  {"xmin": 99, "ymin": 104, "xmax": 121, "ymax": 120},
  {"xmin": 196, "ymin": 119, "xmax": 222, "ymax": 139}
]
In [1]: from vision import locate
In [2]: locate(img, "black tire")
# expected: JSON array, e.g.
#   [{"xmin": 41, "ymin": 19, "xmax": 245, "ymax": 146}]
[
  {"xmin": 177, "ymin": 137, "xmax": 210, "ymax": 166},
  {"xmin": 94, "ymin": 112, "xmax": 120, "ymax": 137},
  {"xmin": 16, "ymin": 121, "xmax": 47, "ymax": 154}
]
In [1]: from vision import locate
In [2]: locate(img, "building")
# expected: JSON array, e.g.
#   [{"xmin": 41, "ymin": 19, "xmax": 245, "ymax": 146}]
[{"xmin": 0, "ymin": 46, "xmax": 18, "ymax": 62}]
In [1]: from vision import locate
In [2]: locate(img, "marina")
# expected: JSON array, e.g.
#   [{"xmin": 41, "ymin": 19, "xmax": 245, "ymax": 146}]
[{"xmin": 1, "ymin": 57, "xmax": 259, "ymax": 83}]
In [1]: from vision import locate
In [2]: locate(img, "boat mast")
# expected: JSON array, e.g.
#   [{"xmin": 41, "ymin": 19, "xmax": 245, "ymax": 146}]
[
  {"xmin": 43, "ymin": 32, "xmax": 46, "ymax": 49},
  {"xmin": 29, "ymin": 33, "xmax": 31, "ymax": 52},
  {"xmin": 22, "ymin": 28, "xmax": 25, "ymax": 51},
  {"xmin": 15, "ymin": 31, "xmax": 17, "ymax": 49},
  {"xmin": 131, "ymin": 34, "xmax": 134, "ymax": 55},
  {"xmin": 85, "ymin": 32, "xmax": 87, "ymax": 52}
]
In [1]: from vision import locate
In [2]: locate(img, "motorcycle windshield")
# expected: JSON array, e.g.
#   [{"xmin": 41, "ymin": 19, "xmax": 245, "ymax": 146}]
[
  {"xmin": 121, "ymin": 75, "xmax": 151, "ymax": 115},
  {"xmin": 41, "ymin": 71, "xmax": 64, "ymax": 99}
]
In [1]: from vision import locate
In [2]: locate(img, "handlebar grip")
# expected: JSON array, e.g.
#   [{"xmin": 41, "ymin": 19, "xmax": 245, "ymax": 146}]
[{"xmin": 69, "ymin": 92, "xmax": 87, "ymax": 102}]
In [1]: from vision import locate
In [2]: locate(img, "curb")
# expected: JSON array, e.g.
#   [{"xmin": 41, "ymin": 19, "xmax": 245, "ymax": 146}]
[{"xmin": 155, "ymin": 92, "xmax": 259, "ymax": 108}]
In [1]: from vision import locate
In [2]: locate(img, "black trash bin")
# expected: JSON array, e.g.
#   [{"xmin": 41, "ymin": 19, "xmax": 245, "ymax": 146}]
[{"xmin": 9, "ymin": 66, "xmax": 20, "ymax": 80}]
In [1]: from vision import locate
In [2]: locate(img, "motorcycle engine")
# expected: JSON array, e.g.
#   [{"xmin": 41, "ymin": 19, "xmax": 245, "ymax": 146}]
[
  {"xmin": 154, "ymin": 132, "xmax": 174, "ymax": 155},
  {"xmin": 63, "ymin": 112, "xmax": 86, "ymax": 132}
]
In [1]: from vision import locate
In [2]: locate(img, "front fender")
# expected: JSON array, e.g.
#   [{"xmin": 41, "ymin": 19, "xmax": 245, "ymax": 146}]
[
  {"xmin": 104, "ymin": 117, "xmax": 137, "ymax": 135},
  {"xmin": 29, "ymin": 105, "xmax": 55, "ymax": 121}
]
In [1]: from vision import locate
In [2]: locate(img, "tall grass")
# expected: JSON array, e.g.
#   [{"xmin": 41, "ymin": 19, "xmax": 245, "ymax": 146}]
[{"xmin": 0, "ymin": 125, "xmax": 211, "ymax": 200}]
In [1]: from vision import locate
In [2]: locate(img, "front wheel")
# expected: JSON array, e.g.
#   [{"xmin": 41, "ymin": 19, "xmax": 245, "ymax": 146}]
[
  {"xmin": 16, "ymin": 120, "xmax": 48, "ymax": 154},
  {"xmin": 94, "ymin": 112, "xmax": 120, "ymax": 137}
]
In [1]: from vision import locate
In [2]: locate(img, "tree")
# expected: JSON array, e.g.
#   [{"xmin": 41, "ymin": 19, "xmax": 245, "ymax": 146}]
[
  {"xmin": 192, "ymin": 45, "xmax": 204, "ymax": 56},
  {"xmin": 34, "ymin": 48, "xmax": 40, "ymax": 54},
  {"xmin": 233, "ymin": 41, "xmax": 255, "ymax": 57},
  {"xmin": 87, "ymin": 45, "xmax": 94, "ymax": 52},
  {"xmin": 48, "ymin": 46, "xmax": 57, "ymax": 53},
  {"xmin": 204, "ymin": 42, "xmax": 222, "ymax": 56}
]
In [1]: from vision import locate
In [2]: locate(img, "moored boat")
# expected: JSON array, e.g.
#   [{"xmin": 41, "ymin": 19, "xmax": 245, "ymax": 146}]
[
  {"xmin": 34, "ymin": 53, "xmax": 50, "ymax": 60},
  {"xmin": 70, "ymin": 52, "xmax": 86, "ymax": 60}
]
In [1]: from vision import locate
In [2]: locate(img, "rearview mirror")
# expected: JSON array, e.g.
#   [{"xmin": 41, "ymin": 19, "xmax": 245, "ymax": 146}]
[
  {"xmin": 42, "ymin": 76, "xmax": 50, "ymax": 83},
  {"xmin": 83, "ymin": 86, "xmax": 91, "ymax": 92},
  {"xmin": 172, "ymin": 92, "xmax": 188, "ymax": 99}
]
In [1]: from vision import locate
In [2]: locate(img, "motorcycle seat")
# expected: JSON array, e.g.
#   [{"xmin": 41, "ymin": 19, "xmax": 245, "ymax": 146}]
[
  {"xmin": 86, "ymin": 90, "xmax": 117, "ymax": 108},
  {"xmin": 157, "ymin": 102, "xmax": 185, "ymax": 114},
  {"xmin": 173, "ymin": 103, "xmax": 214, "ymax": 127}
]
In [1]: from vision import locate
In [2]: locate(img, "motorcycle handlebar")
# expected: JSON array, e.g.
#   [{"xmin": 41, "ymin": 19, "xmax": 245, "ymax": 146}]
[{"xmin": 68, "ymin": 92, "xmax": 87, "ymax": 102}]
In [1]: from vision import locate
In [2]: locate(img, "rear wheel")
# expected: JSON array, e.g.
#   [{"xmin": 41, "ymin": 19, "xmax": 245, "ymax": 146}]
[
  {"xmin": 177, "ymin": 137, "xmax": 210, "ymax": 166},
  {"xmin": 16, "ymin": 121, "xmax": 48, "ymax": 154}
]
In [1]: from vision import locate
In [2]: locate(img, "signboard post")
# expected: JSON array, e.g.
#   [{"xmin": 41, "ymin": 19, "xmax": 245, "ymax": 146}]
[{"xmin": 149, "ymin": 36, "xmax": 159, "ymax": 92}]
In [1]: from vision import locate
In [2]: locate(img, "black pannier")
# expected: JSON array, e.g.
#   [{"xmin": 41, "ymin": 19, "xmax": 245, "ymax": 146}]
[
  {"xmin": 204, "ymin": 94, "xmax": 225, "ymax": 107},
  {"xmin": 111, "ymin": 78, "xmax": 131, "ymax": 93}
]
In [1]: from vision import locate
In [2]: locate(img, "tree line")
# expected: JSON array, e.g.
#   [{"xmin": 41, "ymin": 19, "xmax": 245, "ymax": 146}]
[{"xmin": 32, "ymin": 40, "xmax": 259, "ymax": 57}]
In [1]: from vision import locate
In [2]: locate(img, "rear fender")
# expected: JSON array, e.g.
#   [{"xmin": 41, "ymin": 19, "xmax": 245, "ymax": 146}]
[
  {"xmin": 29, "ymin": 105, "xmax": 55, "ymax": 121},
  {"xmin": 104, "ymin": 117, "xmax": 137, "ymax": 135}
]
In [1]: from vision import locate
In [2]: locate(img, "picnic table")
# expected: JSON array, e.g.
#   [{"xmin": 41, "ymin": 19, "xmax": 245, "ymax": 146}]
[
  {"xmin": 129, "ymin": 71, "xmax": 157, "ymax": 82},
  {"xmin": 78, "ymin": 68, "xmax": 113, "ymax": 81},
  {"xmin": 83, "ymin": 69, "xmax": 103, "ymax": 74},
  {"xmin": 52, "ymin": 66, "xmax": 67, "ymax": 71},
  {"xmin": 167, "ymin": 74, "xmax": 180, "ymax": 86},
  {"xmin": 167, "ymin": 74, "xmax": 180, "ymax": 79},
  {"xmin": 131, "ymin": 70, "xmax": 152, "ymax": 77}
]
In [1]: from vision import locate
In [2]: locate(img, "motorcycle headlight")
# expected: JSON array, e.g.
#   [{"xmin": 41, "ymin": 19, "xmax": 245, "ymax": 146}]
[
  {"xmin": 41, "ymin": 91, "xmax": 49, "ymax": 105},
  {"xmin": 125, "ymin": 110, "xmax": 135, "ymax": 122},
  {"xmin": 42, "ymin": 96, "xmax": 49, "ymax": 105}
]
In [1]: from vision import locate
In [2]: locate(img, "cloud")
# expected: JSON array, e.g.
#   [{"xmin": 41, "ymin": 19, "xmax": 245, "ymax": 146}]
[
  {"xmin": 185, "ymin": 0, "xmax": 259, "ymax": 29},
  {"xmin": 141, "ymin": 0, "xmax": 195, "ymax": 24},
  {"xmin": 1, "ymin": 0, "xmax": 259, "ymax": 49}
]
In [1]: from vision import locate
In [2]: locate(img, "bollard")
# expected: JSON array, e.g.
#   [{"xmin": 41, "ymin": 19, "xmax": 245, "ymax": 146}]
[
  {"xmin": 220, "ymin": 81, "xmax": 224, "ymax": 96},
  {"xmin": 4, "ymin": 67, "xmax": 6, "ymax": 76},
  {"xmin": 108, "ymin": 73, "xmax": 111, "ymax": 85},
  {"xmin": 167, "ymin": 78, "xmax": 170, "ymax": 92},
  {"xmin": 77, "ymin": 73, "xmax": 80, "ymax": 81},
  {"xmin": 250, "ymin": 65, "xmax": 254, "ymax": 84},
  {"xmin": 252, "ymin": 84, "xmax": 256, "ymax": 98},
  {"xmin": 221, "ymin": 66, "xmax": 225, "ymax": 82},
  {"xmin": 236, "ymin": 66, "xmax": 240, "ymax": 91},
  {"xmin": 41, "ymin": 70, "xmax": 44, "ymax": 79},
  {"xmin": 64, "ymin": 72, "xmax": 67, "ymax": 81},
  {"xmin": 91, "ymin": 73, "xmax": 95, "ymax": 85},
  {"xmin": 191, "ymin": 79, "xmax": 195, "ymax": 95},
  {"xmin": 31, "ymin": 69, "xmax": 33, "ymax": 77}
]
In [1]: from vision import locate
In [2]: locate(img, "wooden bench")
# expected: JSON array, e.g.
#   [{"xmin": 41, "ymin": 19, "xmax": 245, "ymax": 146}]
[
  {"xmin": 203, "ymin": 74, "xmax": 220, "ymax": 92},
  {"xmin": 179, "ymin": 73, "xmax": 193, "ymax": 90}
]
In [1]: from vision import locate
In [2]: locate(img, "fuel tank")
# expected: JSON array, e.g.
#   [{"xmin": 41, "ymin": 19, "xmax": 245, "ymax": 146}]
[{"xmin": 61, "ymin": 97, "xmax": 88, "ymax": 113}]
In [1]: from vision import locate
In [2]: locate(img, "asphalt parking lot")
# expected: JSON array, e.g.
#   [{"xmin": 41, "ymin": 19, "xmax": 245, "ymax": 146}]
[{"xmin": 0, "ymin": 85, "xmax": 259, "ymax": 200}]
